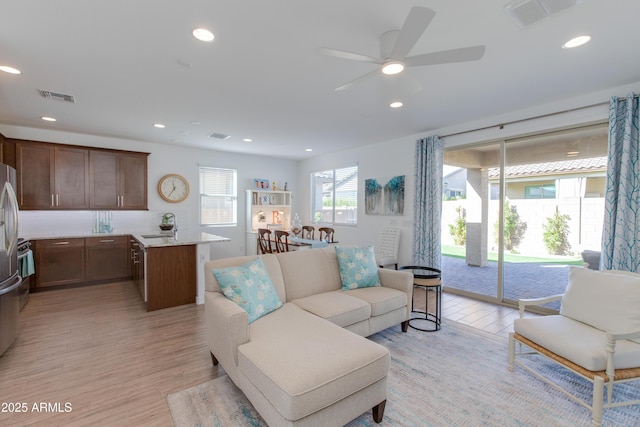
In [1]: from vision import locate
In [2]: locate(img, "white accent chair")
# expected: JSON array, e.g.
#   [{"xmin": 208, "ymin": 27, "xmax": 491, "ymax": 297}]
[
  {"xmin": 374, "ymin": 226, "xmax": 401, "ymax": 269},
  {"xmin": 508, "ymin": 267, "xmax": 640, "ymax": 427}
]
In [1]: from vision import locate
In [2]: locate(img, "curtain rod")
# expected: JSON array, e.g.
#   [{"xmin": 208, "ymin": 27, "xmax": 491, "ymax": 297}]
[{"xmin": 440, "ymin": 94, "xmax": 638, "ymax": 139}]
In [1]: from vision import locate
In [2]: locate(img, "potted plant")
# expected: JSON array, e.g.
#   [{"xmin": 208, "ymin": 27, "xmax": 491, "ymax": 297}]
[{"xmin": 160, "ymin": 213, "xmax": 174, "ymax": 231}]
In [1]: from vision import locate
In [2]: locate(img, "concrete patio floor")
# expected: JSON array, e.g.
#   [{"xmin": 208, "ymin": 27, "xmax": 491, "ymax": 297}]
[{"xmin": 440, "ymin": 255, "xmax": 574, "ymax": 311}]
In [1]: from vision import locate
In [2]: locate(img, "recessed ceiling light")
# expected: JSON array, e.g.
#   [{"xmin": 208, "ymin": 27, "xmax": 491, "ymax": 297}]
[
  {"xmin": 305, "ymin": 148, "xmax": 313, "ymax": 152},
  {"xmin": 389, "ymin": 101, "xmax": 403, "ymax": 108},
  {"xmin": 0, "ymin": 65, "xmax": 21, "ymax": 75},
  {"xmin": 153, "ymin": 123, "xmax": 166, "ymax": 129},
  {"xmin": 41, "ymin": 116, "xmax": 56, "ymax": 122},
  {"xmin": 243, "ymin": 138, "xmax": 252, "ymax": 142},
  {"xmin": 381, "ymin": 61, "xmax": 405, "ymax": 75},
  {"xmin": 192, "ymin": 28, "xmax": 215, "ymax": 43},
  {"xmin": 562, "ymin": 35, "xmax": 591, "ymax": 49}
]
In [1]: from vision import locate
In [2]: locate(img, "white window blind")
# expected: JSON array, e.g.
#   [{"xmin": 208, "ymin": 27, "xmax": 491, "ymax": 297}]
[{"xmin": 199, "ymin": 166, "xmax": 237, "ymax": 226}]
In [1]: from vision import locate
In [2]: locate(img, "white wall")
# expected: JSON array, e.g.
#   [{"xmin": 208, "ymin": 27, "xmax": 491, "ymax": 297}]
[{"xmin": 0, "ymin": 125, "xmax": 298, "ymax": 259}]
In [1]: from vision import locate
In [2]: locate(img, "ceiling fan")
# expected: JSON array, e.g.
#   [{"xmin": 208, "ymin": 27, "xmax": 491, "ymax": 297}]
[{"xmin": 319, "ymin": 6, "xmax": 486, "ymax": 91}]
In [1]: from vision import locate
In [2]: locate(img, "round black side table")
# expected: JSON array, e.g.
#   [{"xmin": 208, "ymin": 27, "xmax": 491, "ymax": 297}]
[{"xmin": 399, "ymin": 266, "xmax": 441, "ymax": 332}]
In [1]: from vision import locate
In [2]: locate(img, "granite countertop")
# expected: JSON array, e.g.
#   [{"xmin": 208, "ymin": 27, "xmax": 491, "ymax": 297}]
[
  {"xmin": 22, "ymin": 230, "xmax": 230, "ymax": 248},
  {"xmin": 132, "ymin": 231, "xmax": 230, "ymax": 248}
]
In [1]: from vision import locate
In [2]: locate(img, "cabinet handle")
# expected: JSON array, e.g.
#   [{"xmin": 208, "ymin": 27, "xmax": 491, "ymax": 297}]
[
  {"xmin": 51, "ymin": 194, "xmax": 55, "ymax": 207},
  {"xmin": 100, "ymin": 239, "xmax": 115, "ymax": 243},
  {"xmin": 53, "ymin": 241, "xmax": 70, "ymax": 245}
]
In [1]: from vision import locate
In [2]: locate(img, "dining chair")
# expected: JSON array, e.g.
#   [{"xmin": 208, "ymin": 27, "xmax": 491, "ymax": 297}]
[
  {"xmin": 318, "ymin": 227, "xmax": 335, "ymax": 243},
  {"xmin": 375, "ymin": 226, "xmax": 401, "ymax": 269},
  {"xmin": 274, "ymin": 230, "xmax": 290, "ymax": 253},
  {"xmin": 302, "ymin": 225, "xmax": 315, "ymax": 240},
  {"xmin": 257, "ymin": 228, "xmax": 274, "ymax": 254}
]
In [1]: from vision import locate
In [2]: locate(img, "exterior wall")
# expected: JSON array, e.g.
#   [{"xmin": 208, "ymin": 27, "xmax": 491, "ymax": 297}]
[{"xmin": 442, "ymin": 197, "xmax": 604, "ymax": 256}]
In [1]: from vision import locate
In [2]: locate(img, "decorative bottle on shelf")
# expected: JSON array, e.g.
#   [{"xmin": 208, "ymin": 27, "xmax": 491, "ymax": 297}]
[{"xmin": 290, "ymin": 213, "xmax": 302, "ymax": 237}]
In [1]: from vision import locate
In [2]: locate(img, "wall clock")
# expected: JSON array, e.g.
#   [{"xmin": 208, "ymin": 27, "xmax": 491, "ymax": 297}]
[{"xmin": 158, "ymin": 174, "xmax": 190, "ymax": 203}]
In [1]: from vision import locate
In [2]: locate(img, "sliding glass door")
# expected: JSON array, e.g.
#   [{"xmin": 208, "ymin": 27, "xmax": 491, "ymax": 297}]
[
  {"xmin": 441, "ymin": 124, "xmax": 608, "ymax": 309},
  {"xmin": 441, "ymin": 143, "xmax": 500, "ymax": 301}
]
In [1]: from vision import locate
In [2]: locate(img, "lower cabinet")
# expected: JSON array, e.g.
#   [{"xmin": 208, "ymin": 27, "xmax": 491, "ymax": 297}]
[
  {"xmin": 145, "ymin": 245, "xmax": 196, "ymax": 312},
  {"xmin": 85, "ymin": 236, "xmax": 129, "ymax": 282},
  {"xmin": 33, "ymin": 238, "xmax": 86, "ymax": 287},
  {"xmin": 33, "ymin": 236, "xmax": 131, "ymax": 288},
  {"xmin": 130, "ymin": 237, "xmax": 145, "ymax": 299}
]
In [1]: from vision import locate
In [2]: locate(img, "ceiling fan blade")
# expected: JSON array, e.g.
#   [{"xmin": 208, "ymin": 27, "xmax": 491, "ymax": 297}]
[
  {"xmin": 404, "ymin": 45, "xmax": 486, "ymax": 67},
  {"xmin": 389, "ymin": 6, "xmax": 436, "ymax": 60},
  {"xmin": 317, "ymin": 47, "xmax": 382, "ymax": 64},
  {"xmin": 334, "ymin": 68, "xmax": 380, "ymax": 91}
]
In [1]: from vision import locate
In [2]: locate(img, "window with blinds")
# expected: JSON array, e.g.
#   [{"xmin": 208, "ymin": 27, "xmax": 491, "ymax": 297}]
[
  {"xmin": 311, "ymin": 165, "xmax": 358, "ymax": 225},
  {"xmin": 199, "ymin": 166, "xmax": 237, "ymax": 226}
]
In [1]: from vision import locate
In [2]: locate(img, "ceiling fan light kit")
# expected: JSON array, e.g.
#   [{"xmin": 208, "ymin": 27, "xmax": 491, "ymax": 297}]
[{"xmin": 381, "ymin": 61, "xmax": 405, "ymax": 75}]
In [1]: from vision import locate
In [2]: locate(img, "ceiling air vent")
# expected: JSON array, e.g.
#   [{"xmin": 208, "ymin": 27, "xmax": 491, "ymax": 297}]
[
  {"xmin": 504, "ymin": 0, "xmax": 581, "ymax": 28},
  {"xmin": 208, "ymin": 132, "xmax": 231, "ymax": 140},
  {"xmin": 38, "ymin": 89, "xmax": 76, "ymax": 103}
]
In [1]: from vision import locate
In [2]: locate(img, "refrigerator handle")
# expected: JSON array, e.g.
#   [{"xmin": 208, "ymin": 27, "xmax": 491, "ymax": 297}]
[
  {"xmin": 2, "ymin": 182, "xmax": 19, "ymax": 256},
  {"xmin": 0, "ymin": 274, "xmax": 21, "ymax": 296}
]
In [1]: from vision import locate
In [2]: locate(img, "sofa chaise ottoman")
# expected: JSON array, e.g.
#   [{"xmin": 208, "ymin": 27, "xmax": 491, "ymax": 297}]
[{"xmin": 204, "ymin": 246, "xmax": 413, "ymax": 426}]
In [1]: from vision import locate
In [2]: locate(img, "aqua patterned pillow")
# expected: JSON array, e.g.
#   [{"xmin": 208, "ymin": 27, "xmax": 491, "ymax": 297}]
[
  {"xmin": 336, "ymin": 246, "xmax": 381, "ymax": 290},
  {"xmin": 212, "ymin": 258, "xmax": 283, "ymax": 323}
]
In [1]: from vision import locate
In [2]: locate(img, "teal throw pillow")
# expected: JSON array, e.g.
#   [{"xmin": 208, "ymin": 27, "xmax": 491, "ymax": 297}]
[
  {"xmin": 212, "ymin": 258, "xmax": 283, "ymax": 323},
  {"xmin": 336, "ymin": 246, "xmax": 381, "ymax": 290}
]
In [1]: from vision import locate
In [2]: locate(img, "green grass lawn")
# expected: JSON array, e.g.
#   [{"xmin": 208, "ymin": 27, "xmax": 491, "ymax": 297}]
[{"xmin": 442, "ymin": 244, "xmax": 584, "ymax": 265}]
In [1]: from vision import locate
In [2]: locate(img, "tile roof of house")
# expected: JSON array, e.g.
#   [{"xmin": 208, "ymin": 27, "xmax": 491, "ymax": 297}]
[{"xmin": 488, "ymin": 156, "xmax": 607, "ymax": 178}]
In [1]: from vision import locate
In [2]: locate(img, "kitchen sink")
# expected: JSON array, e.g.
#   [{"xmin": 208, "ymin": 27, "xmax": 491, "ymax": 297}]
[{"xmin": 141, "ymin": 233, "xmax": 174, "ymax": 239}]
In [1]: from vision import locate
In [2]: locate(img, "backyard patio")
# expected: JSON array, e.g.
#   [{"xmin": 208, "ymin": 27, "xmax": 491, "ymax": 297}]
[{"xmin": 440, "ymin": 253, "xmax": 584, "ymax": 311}]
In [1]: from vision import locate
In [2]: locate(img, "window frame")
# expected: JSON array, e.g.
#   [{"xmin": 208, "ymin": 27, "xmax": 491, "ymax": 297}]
[
  {"xmin": 199, "ymin": 166, "xmax": 238, "ymax": 227},
  {"xmin": 310, "ymin": 165, "xmax": 358, "ymax": 226}
]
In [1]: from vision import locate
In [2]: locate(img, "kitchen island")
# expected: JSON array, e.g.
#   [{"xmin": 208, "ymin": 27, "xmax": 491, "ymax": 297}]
[{"xmin": 132, "ymin": 231, "xmax": 230, "ymax": 311}]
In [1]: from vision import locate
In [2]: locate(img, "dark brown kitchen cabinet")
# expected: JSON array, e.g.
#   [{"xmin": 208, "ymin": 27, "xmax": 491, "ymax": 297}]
[
  {"xmin": 146, "ymin": 245, "xmax": 196, "ymax": 312},
  {"xmin": 16, "ymin": 141, "xmax": 90, "ymax": 210},
  {"xmin": 89, "ymin": 150, "xmax": 148, "ymax": 209},
  {"xmin": 130, "ymin": 237, "xmax": 145, "ymax": 299},
  {"xmin": 33, "ymin": 238, "xmax": 86, "ymax": 287},
  {"xmin": 85, "ymin": 236, "xmax": 129, "ymax": 281}
]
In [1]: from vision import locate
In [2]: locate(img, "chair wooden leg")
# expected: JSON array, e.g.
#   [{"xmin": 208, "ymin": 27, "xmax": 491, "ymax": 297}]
[
  {"xmin": 372, "ymin": 399, "xmax": 386, "ymax": 423},
  {"xmin": 401, "ymin": 320, "xmax": 409, "ymax": 332},
  {"xmin": 591, "ymin": 376, "xmax": 604, "ymax": 427},
  {"xmin": 210, "ymin": 351, "xmax": 219, "ymax": 366},
  {"xmin": 508, "ymin": 332, "xmax": 515, "ymax": 371}
]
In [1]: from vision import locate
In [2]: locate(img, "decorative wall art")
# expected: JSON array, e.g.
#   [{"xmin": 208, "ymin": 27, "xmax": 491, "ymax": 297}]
[{"xmin": 365, "ymin": 175, "xmax": 405, "ymax": 215}]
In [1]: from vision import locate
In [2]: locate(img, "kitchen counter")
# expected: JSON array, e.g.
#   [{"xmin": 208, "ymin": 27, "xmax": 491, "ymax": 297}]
[
  {"xmin": 132, "ymin": 231, "xmax": 230, "ymax": 248},
  {"xmin": 22, "ymin": 230, "xmax": 230, "ymax": 247},
  {"xmin": 24, "ymin": 230, "xmax": 230, "ymax": 310}
]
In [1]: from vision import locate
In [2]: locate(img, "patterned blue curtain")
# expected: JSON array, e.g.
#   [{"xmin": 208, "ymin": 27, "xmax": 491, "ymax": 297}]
[
  {"xmin": 413, "ymin": 135, "xmax": 444, "ymax": 268},
  {"xmin": 601, "ymin": 93, "xmax": 640, "ymax": 272}
]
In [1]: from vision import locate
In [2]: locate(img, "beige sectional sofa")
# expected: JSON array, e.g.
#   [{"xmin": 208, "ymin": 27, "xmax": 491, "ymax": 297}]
[{"xmin": 204, "ymin": 246, "xmax": 413, "ymax": 426}]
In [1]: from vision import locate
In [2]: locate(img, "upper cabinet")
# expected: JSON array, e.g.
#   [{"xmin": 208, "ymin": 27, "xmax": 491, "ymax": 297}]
[
  {"xmin": 15, "ymin": 139, "xmax": 148, "ymax": 210},
  {"xmin": 16, "ymin": 141, "xmax": 90, "ymax": 209},
  {"xmin": 90, "ymin": 150, "xmax": 148, "ymax": 210}
]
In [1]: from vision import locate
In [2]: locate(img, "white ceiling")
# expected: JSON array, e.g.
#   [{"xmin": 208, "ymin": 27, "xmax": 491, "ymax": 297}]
[{"xmin": 1, "ymin": 0, "xmax": 639, "ymax": 160}]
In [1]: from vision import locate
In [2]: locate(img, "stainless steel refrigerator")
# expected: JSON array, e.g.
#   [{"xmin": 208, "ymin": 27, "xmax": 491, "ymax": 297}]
[{"xmin": 0, "ymin": 163, "xmax": 21, "ymax": 356}]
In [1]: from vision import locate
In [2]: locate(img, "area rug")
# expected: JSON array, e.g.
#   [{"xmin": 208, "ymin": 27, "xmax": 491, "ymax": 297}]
[{"xmin": 167, "ymin": 321, "xmax": 639, "ymax": 426}]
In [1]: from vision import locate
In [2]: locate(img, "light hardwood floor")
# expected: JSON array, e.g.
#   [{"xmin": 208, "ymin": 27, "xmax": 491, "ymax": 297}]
[{"xmin": 0, "ymin": 281, "xmax": 524, "ymax": 426}]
